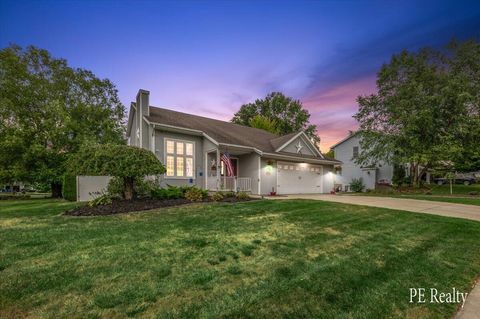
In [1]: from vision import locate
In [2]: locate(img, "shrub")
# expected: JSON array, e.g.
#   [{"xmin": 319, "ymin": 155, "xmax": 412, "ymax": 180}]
[
  {"xmin": 224, "ymin": 191, "xmax": 235, "ymax": 198},
  {"xmin": 392, "ymin": 164, "xmax": 406, "ymax": 186},
  {"xmin": 151, "ymin": 186, "xmax": 184, "ymax": 200},
  {"xmin": 67, "ymin": 144, "xmax": 165, "ymax": 200},
  {"xmin": 211, "ymin": 192, "xmax": 224, "ymax": 202},
  {"xmin": 62, "ymin": 174, "xmax": 77, "ymax": 201},
  {"xmin": 185, "ymin": 187, "xmax": 206, "ymax": 202},
  {"xmin": 135, "ymin": 179, "xmax": 157, "ymax": 198},
  {"xmin": 107, "ymin": 177, "xmax": 124, "ymax": 197},
  {"xmin": 236, "ymin": 191, "xmax": 250, "ymax": 200},
  {"xmin": 350, "ymin": 178, "xmax": 364, "ymax": 192},
  {"xmin": 88, "ymin": 194, "xmax": 115, "ymax": 207}
]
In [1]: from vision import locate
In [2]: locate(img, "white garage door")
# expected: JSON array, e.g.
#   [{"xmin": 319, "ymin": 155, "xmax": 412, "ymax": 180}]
[{"xmin": 277, "ymin": 162, "xmax": 323, "ymax": 194}]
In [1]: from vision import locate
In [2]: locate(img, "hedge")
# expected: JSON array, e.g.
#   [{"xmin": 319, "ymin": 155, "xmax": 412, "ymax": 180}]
[{"xmin": 62, "ymin": 174, "xmax": 77, "ymax": 201}]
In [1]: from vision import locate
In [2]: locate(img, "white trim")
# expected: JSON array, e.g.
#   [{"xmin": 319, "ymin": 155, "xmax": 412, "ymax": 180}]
[
  {"xmin": 330, "ymin": 132, "xmax": 358, "ymax": 149},
  {"xmin": 275, "ymin": 131, "xmax": 324, "ymax": 158},
  {"xmin": 151, "ymin": 127, "xmax": 155, "ymax": 153},
  {"xmin": 263, "ymin": 152, "xmax": 339, "ymax": 165},
  {"xmin": 126, "ymin": 102, "xmax": 136, "ymax": 138},
  {"xmin": 143, "ymin": 118, "xmax": 219, "ymax": 146},
  {"xmin": 204, "ymin": 151, "xmax": 208, "ymax": 189},
  {"xmin": 218, "ymin": 143, "xmax": 263, "ymax": 155},
  {"xmin": 299, "ymin": 134, "xmax": 324, "ymax": 158},
  {"xmin": 163, "ymin": 137, "xmax": 196, "ymax": 179},
  {"xmin": 275, "ymin": 132, "xmax": 303, "ymax": 152},
  {"xmin": 257, "ymin": 156, "xmax": 261, "ymax": 195}
]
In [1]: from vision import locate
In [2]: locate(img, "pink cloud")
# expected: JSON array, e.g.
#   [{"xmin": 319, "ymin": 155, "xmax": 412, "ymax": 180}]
[{"xmin": 302, "ymin": 75, "xmax": 377, "ymax": 152}]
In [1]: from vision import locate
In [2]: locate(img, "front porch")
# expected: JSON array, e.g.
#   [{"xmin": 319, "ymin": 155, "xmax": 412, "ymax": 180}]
[{"xmin": 205, "ymin": 146, "xmax": 258, "ymax": 192}]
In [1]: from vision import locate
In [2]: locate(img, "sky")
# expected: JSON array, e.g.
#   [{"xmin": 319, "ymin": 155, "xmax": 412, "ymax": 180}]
[{"xmin": 1, "ymin": 0, "xmax": 480, "ymax": 151}]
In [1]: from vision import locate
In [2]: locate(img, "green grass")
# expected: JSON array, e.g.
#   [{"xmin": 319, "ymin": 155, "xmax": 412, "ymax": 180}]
[
  {"xmin": 1, "ymin": 199, "xmax": 480, "ymax": 318},
  {"xmin": 427, "ymin": 183, "xmax": 480, "ymax": 195},
  {"xmin": 383, "ymin": 195, "xmax": 480, "ymax": 206},
  {"xmin": 353, "ymin": 184, "xmax": 480, "ymax": 206}
]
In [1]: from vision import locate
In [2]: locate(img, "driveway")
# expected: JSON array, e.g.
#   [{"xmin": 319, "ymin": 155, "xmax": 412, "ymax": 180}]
[{"xmin": 269, "ymin": 194, "xmax": 480, "ymax": 222}]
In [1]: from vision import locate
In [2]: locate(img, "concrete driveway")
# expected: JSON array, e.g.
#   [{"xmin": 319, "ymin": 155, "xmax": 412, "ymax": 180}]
[{"xmin": 269, "ymin": 194, "xmax": 480, "ymax": 222}]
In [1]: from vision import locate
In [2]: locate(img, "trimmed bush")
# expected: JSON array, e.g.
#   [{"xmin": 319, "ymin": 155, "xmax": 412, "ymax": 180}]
[
  {"xmin": 236, "ymin": 191, "xmax": 250, "ymax": 200},
  {"xmin": 62, "ymin": 174, "xmax": 77, "ymax": 201},
  {"xmin": 185, "ymin": 187, "xmax": 206, "ymax": 202},
  {"xmin": 350, "ymin": 178, "xmax": 364, "ymax": 192},
  {"xmin": 151, "ymin": 186, "xmax": 184, "ymax": 200},
  {"xmin": 211, "ymin": 192, "xmax": 224, "ymax": 202}
]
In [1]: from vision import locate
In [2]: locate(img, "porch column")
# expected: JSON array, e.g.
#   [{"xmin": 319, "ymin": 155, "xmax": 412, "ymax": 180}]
[{"xmin": 216, "ymin": 149, "xmax": 220, "ymax": 190}]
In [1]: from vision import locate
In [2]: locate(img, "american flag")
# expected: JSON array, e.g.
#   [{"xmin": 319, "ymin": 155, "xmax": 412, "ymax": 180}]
[{"xmin": 221, "ymin": 153, "xmax": 234, "ymax": 176}]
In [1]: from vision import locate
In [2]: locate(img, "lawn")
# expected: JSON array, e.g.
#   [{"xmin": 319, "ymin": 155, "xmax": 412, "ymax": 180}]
[
  {"xmin": 1, "ymin": 199, "xmax": 480, "ymax": 318},
  {"xmin": 353, "ymin": 184, "xmax": 480, "ymax": 206}
]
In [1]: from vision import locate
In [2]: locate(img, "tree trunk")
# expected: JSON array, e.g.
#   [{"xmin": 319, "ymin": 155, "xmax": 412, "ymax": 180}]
[
  {"xmin": 51, "ymin": 181, "xmax": 62, "ymax": 198},
  {"xmin": 123, "ymin": 177, "xmax": 134, "ymax": 200}
]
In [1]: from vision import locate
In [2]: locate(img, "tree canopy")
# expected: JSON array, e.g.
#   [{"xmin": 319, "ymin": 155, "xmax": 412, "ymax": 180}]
[
  {"xmin": 0, "ymin": 45, "xmax": 125, "ymax": 196},
  {"xmin": 231, "ymin": 92, "xmax": 320, "ymax": 145},
  {"xmin": 354, "ymin": 39, "xmax": 480, "ymax": 185},
  {"xmin": 67, "ymin": 144, "xmax": 165, "ymax": 199}
]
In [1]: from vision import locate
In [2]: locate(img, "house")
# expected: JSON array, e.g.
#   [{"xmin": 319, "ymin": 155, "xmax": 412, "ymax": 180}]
[
  {"xmin": 126, "ymin": 89, "xmax": 340, "ymax": 195},
  {"xmin": 331, "ymin": 132, "xmax": 394, "ymax": 191}
]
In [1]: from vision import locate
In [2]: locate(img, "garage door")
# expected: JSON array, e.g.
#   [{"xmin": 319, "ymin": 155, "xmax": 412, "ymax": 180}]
[{"xmin": 277, "ymin": 162, "xmax": 323, "ymax": 194}]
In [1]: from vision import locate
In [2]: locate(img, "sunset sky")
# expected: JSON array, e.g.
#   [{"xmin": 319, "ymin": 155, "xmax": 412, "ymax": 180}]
[{"xmin": 1, "ymin": 0, "xmax": 480, "ymax": 151}]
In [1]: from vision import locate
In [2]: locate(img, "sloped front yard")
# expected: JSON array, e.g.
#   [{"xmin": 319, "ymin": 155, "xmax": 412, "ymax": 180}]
[{"xmin": 1, "ymin": 199, "xmax": 480, "ymax": 318}]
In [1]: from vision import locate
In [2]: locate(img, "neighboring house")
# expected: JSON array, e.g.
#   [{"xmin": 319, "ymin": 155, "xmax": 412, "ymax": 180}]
[
  {"xmin": 331, "ymin": 132, "xmax": 394, "ymax": 191},
  {"xmin": 126, "ymin": 89, "xmax": 340, "ymax": 195}
]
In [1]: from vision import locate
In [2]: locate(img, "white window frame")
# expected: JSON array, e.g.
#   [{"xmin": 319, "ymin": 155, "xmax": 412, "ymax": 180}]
[{"xmin": 163, "ymin": 138, "xmax": 195, "ymax": 179}]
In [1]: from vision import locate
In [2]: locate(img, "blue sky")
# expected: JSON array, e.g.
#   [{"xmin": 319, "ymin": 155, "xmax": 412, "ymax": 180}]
[{"xmin": 1, "ymin": 0, "xmax": 479, "ymax": 150}]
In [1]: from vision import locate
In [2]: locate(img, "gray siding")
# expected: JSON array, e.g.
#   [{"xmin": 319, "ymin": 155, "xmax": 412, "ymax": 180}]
[
  {"xmin": 280, "ymin": 135, "xmax": 316, "ymax": 156},
  {"xmin": 130, "ymin": 110, "xmax": 138, "ymax": 146},
  {"xmin": 238, "ymin": 153, "xmax": 260, "ymax": 194},
  {"xmin": 260, "ymin": 158, "xmax": 277, "ymax": 194},
  {"xmin": 154, "ymin": 130, "xmax": 204, "ymax": 188},
  {"xmin": 333, "ymin": 135, "xmax": 393, "ymax": 190}
]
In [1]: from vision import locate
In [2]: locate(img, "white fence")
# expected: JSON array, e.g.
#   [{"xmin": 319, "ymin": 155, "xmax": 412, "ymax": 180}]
[
  {"xmin": 77, "ymin": 176, "xmax": 112, "ymax": 202},
  {"xmin": 215, "ymin": 177, "xmax": 252, "ymax": 192}
]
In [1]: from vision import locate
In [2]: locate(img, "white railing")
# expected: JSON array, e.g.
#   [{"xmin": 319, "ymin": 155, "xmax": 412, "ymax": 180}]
[
  {"xmin": 208, "ymin": 176, "xmax": 252, "ymax": 191},
  {"xmin": 237, "ymin": 177, "xmax": 252, "ymax": 192},
  {"xmin": 207, "ymin": 176, "xmax": 218, "ymax": 190}
]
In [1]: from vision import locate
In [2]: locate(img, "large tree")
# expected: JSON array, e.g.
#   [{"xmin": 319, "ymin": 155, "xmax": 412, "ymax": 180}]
[
  {"xmin": 67, "ymin": 144, "xmax": 165, "ymax": 200},
  {"xmin": 354, "ymin": 39, "xmax": 480, "ymax": 186},
  {"xmin": 0, "ymin": 45, "xmax": 125, "ymax": 197},
  {"xmin": 231, "ymin": 92, "xmax": 320, "ymax": 145}
]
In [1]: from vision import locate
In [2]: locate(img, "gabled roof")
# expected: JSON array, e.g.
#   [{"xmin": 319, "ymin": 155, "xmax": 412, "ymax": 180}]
[
  {"xmin": 143, "ymin": 106, "xmax": 340, "ymax": 163},
  {"xmin": 330, "ymin": 131, "xmax": 359, "ymax": 149},
  {"xmin": 146, "ymin": 106, "xmax": 279, "ymax": 151},
  {"xmin": 269, "ymin": 132, "xmax": 299, "ymax": 150}
]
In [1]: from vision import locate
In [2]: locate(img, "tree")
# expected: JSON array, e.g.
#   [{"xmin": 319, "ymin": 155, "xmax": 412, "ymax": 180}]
[
  {"xmin": 248, "ymin": 114, "xmax": 279, "ymax": 134},
  {"xmin": 354, "ymin": 39, "xmax": 480, "ymax": 186},
  {"xmin": 67, "ymin": 144, "xmax": 165, "ymax": 200},
  {"xmin": 0, "ymin": 45, "xmax": 125, "ymax": 196},
  {"xmin": 324, "ymin": 149, "xmax": 334, "ymax": 158},
  {"xmin": 232, "ymin": 92, "xmax": 320, "ymax": 145}
]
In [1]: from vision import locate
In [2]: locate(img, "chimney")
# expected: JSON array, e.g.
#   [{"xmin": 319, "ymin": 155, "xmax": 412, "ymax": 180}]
[
  {"xmin": 136, "ymin": 89, "xmax": 150, "ymax": 117},
  {"xmin": 136, "ymin": 89, "xmax": 150, "ymax": 148}
]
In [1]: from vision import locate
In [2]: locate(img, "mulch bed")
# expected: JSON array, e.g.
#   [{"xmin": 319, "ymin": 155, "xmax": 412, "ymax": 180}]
[{"xmin": 64, "ymin": 197, "xmax": 255, "ymax": 216}]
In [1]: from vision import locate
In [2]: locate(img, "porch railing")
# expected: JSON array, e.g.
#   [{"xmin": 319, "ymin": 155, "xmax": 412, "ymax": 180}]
[{"xmin": 209, "ymin": 177, "xmax": 252, "ymax": 192}]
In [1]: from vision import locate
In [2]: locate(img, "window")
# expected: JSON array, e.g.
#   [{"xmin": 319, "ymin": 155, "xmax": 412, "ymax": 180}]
[
  {"xmin": 165, "ymin": 139, "xmax": 194, "ymax": 178},
  {"xmin": 353, "ymin": 146, "xmax": 359, "ymax": 158},
  {"xmin": 166, "ymin": 156, "xmax": 175, "ymax": 176}
]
